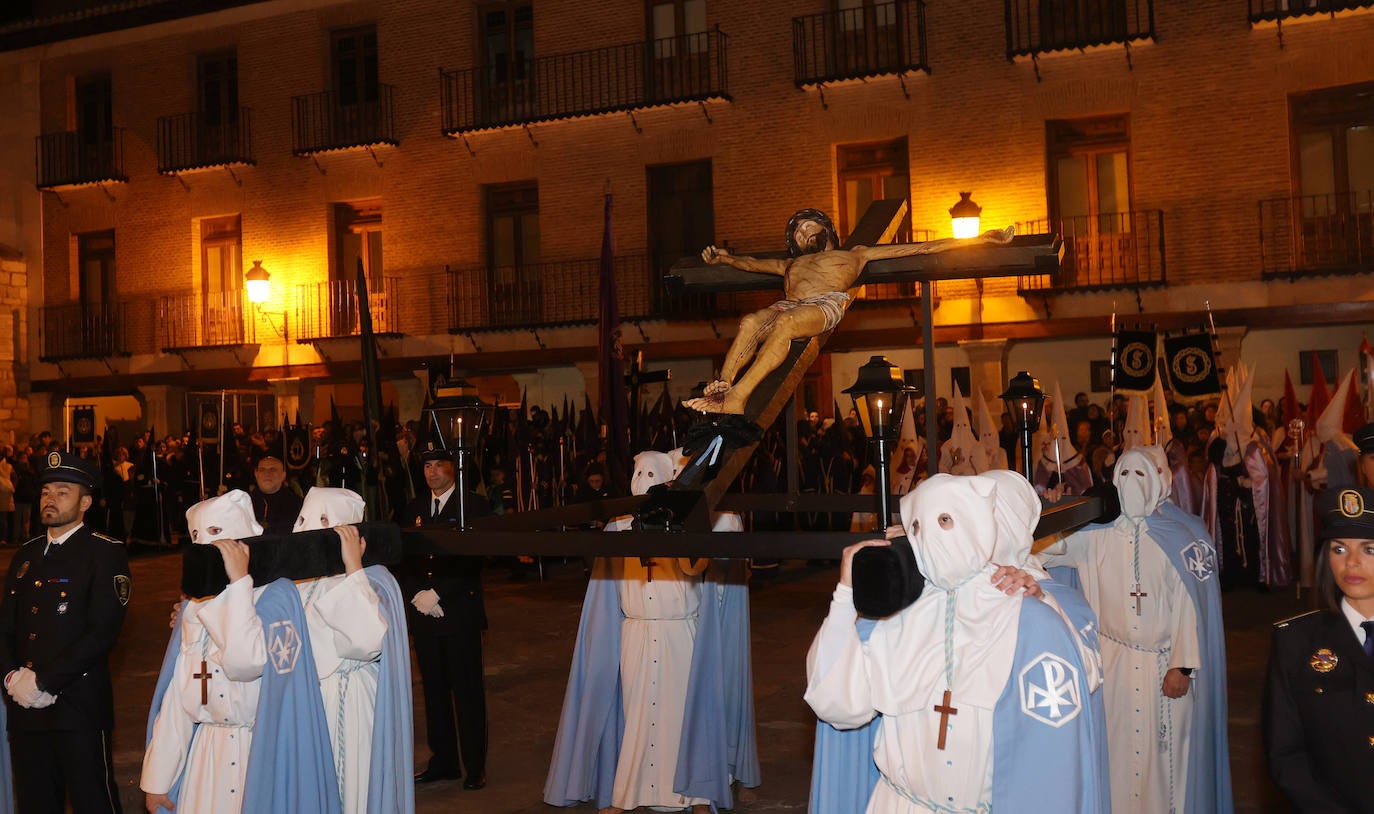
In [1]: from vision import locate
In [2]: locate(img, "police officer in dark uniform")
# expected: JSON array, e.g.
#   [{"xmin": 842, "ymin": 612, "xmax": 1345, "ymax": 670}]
[
  {"xmin": 0, "ymin": 451, "xmax": 131, "ymax": 812},
  {"xmin": 401, "ymin": 442, "xmax": 488, "ymax": 789},
  {"xmin": 1264, "ymin": 485, "xmax": 1374, "ymax": 813}
]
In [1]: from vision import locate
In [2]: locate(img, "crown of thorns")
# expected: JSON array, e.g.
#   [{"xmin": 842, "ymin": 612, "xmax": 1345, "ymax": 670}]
[{"xmin": 786, "ymin": 209, "xmax": 838, "ymax": 257}]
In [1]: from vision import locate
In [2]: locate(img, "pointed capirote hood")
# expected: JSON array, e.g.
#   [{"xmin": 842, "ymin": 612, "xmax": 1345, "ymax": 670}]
[
  {"xmin": 948, "ymin": 384, "xmax": 979, "ymax": 460},
  {"xmin": 1122, "ymin": 393, "xmax": 1151, "ymax": 451},
  {"xmin": 1151, "ymin": 368, "xmax": 1170, "ymax": 445},
  {"xmin": 1040, "ymin": 382, "xmax": 1079, "ymax": 465},
  {"xmin": 1317, "ymin": 368, "xmax": 1357, "ymax": 444},
  {"xmin": 973, "ymin": 386, "xmax": 1000, "ymax": 455}
]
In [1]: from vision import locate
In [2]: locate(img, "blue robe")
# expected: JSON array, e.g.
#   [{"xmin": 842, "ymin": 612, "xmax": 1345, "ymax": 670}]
[
  {"xmin": 544, "ymin": 558, "xmax": 758, "ymax": 810},
  {"xmin": 1037, "ymin": 579, "xmax": 1110, "ymax": 814},
  {"xmin": 809, "ymin": 602, "xmax": 1107, "ymax": 813},
  {"xmin": 241, "ymin": 578, "xmax": 341, "ymax": 814},
  {"xmin": 362, "ymin": 565, "xmax": 415, "ymax": 814}
]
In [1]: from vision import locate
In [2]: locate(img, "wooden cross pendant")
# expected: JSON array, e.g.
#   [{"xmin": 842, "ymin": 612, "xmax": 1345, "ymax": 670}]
[
  {"xmin": 933, "ymin": 689, "xmax": 958, "ymax": 750},
  {"xmin": 640, "ymin": 557, "xmax": 657, "ymax": 582},
  {"xmin": 1130, "ymin": 585, "xmax": 1148, "ymax": 616},
  {"xmin": 193, "ymin": 660, "xmax": 212, "ymax": 706}
]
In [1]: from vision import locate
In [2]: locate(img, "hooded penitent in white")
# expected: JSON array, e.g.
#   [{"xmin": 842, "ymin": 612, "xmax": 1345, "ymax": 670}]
[
  {"xmin": 973, "ymin": 387, "xmax": 1009, "ymax": 472},
  {"xmin": 1122, "ymin": 393, "xmax": 1151, "ymax": 451},
  {"xmin": 631, "ymin": 450, "xmax": 676, "ymax": 496},
  {"xmin": 1040, "ymin": 383, "xmax": 1079, "ymax": 468},
  {"xmin": 939, "ymin": 386, "xmax": 980, "ymax": 475},
  {"xmin": 186, "ymin": 489, "xmax": 263, "ymax": 544},
  {"xmin": 1151, "ymin": 368, "xmax": 1170, "ymax": 446},
  {"xmin": 1316, "ymin": 368, "xmax": 1358, "ymax": 448},
  {"xmin": 295, "ymin": 486, "xmax": 366, "ymax": 531}
]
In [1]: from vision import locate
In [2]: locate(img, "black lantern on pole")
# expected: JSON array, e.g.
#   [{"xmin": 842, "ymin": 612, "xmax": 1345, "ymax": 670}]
[
  {"xmin": 422, "ymin": 377, "xmax": 494, "ymax": 530},
  {"xmin": 843, "ymin": 356, "xmax": 911, "ymax": 528},
  {"xmin": 999, "ymin": 371, "xmax": 1046, "ymax": 480}
]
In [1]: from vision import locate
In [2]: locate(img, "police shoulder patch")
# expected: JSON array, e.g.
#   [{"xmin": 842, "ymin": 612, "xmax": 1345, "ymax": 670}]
[
  {"xmin": 113, "ymin": 574, "xmax": 131, "ymax": 606},
  {"xmin": 93, "ymin": 532, "xmax": 123, "ymax": 545}
]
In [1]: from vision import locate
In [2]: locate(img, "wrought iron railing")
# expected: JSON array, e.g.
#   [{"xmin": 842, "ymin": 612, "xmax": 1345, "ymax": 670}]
[
  {"xmin": 442, "ymin": 29, "xmax": 729, "ymax": 134},
  {"xmin": 157, "ymin": 290, "xmax": 254, "ymax": 349},
  {"xmin": 447, "ymin": 255, "xmax": 656, "ymax": 329},
  {"xmin": 1249, "ymin": 0, "xmax": 1374, "ymax": 22},
  {"xmin": 793, "ymin": 0, "xmax": 928, "ymax": 87},
  {"xmin": 35, "ymin": 128, "xmax": 127, "ymax": 189},
  {"xmin": 38, "ymin": 303, "xmax": 128, "ymax": 361},
  {"xmin": 1259, "ymin": 190, "xmax": 1374, "ymax": 276},
  {"xmin": 156, "ymin": 108, "xmax": 254, "ymax": 173},
  {"xmin": 1018, "ymin": 210, "xmax": 1165, "ymax": 292},
  {"xmin": 1005, "ymin": 0, "xmax": 1153, "ymax": 58},
  {"xmin": 851, "ymin": 229, "xmax": 935, "ymax": 303},
  {"xmin": 294, "ymin": 277, "xmax": 401, "ymax": 340},
  {"xmin": 291, "ymin": 85, "xmax": 397, "ymax": 156}
]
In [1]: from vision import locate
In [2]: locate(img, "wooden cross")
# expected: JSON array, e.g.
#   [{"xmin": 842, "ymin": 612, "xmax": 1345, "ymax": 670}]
[
  {"xmin": 639, "ymin": 557, "xmax": 657, "ymax": 582},
  {"xmin": 933, "ymin": 689, "xmax": 958, "ymax": 750},
  {"xmin": 624, "ymin": 350, "xmax": 670, "ymax": 450},
  {"xmin": 194, "ymin": 660, "xmax": 212, "ymax": 706},
  {"xmin": 1130, "ymin": 585, "xmax": 1148, "ymax": 616}
]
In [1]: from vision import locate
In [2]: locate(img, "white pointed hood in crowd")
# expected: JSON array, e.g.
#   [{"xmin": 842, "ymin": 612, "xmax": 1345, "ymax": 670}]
[
  {"xmin": 1214, "ymin": 364, "xmax": 1256, "ymax": 464},
  {"xmin": 972, "ymin": 387, "xmax": 1007, "ymax": 471},
  {"xmin": 296, "ymin": 486, "xmax": 366, "ymax": 531},
  {"xmin": 1039, "ymin": 382, "xmax": 1079, "ymax": 467},
  {"xmin": 1151, "ymin": 368, "xmax": 1170, "ymax": 445},
  {"xmin": 186, "ymin": 489, "xmax": 262, "ymax": 544},
  {"xmin": 1114, "ymin": 446, "xmax": 1172, "ymax": 523},
  {"xmin": 939, "ymin": 386, "xmax": 980, "ymax": 475},
  {"xmin": 865, "ymin": 475, "xmax": 1021, "ymax": 715},
  {"xmin": 1121, "ymin": 393, "xmax": 1151, "ymax": 451},
  {"xmin": 1316, "ymin": 367, "xmax": 1358, "ymax": 448}
]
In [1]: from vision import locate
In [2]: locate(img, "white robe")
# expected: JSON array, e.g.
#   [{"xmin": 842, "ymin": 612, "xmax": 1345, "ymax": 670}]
[
  {"xmin": 1041, "ymin": 520, "xmax": 1201, "ymax": 814},
  {"xmin": 611, "ymin": 556, "xmax": 710, "ymax": 811},
  {"xmin": 142, "ymin": 584, "xmax": 260, "ymax": 812},
  {"xmin": 218, "ymin": 570, "xmax": 387, "ymax": 814}
]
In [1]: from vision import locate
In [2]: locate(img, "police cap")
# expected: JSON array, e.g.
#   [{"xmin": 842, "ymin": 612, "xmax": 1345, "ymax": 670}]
[
  {"xmin": 1318, "ymin": 486, "xmax": 1374, "ymax": 541},
  {"xmin": 418, "ymin": 440, "xmax": 455, "ymax": 463},
  {"xmin": 1353, "ymin": 422, "xmax": 1374, "ymax": 455},
  {"xmin": 39, "ymin": 450, "xmax": 99, "ymax": 490}
]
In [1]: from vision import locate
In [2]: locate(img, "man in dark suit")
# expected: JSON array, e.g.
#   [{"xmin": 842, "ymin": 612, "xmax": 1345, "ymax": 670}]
[
  {"xmin": 247, "ymin": 452, "xmax": 304, "ymax": 535},
  {"xmin": 402, "ymin": 442, "xmax": 489, "ymax": 790},
  {"xmin": 0, "ymin": 450, "xmax": 131, "ymax": 812}
]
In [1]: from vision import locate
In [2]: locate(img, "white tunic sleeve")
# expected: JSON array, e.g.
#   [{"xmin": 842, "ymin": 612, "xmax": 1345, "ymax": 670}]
[
  {"xmin": 312, "ymin": 569, "xmax": 387, "ymax": 661},
  {"xmin": 1166, "ymin": 573, "xmax": 1202, "ymax": 672},
  {"xmin": 140, "ymin": 644, "xmax": 195, "ymax": 795},
  {"xmin": 1037, "ymin": 529, "xmax": 1090, "ymax": 568},
  {"xmin": 804, "ymin": 583, "xmax": 876, "ymax": 730},
  {"xmin": 198, "ymin": 576, "xmax": 266, "ymax": 682}
]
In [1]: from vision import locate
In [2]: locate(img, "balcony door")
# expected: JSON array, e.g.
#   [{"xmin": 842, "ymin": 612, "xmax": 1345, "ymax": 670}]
[
  {"xmin": 75, "ymin": 74, "xmax": 114, "ymax": 178},
  {"xmin": 485, "ymin": 183, "xmax": 540, "ymax": 325},
  {"xmin": 331, "ymin": 27, "xmax": 380, "ymax": 145},
  {"xmin": 647, "ymin": 0, "xmax": 707, "ymax": 100},
  {"xmin": 333, "ymin": 200, "xmax": 384, "ymax": 335},
  {"xmin": 201, "ymin": 215, "xmax": 243, "ymax": 345},
  {"xmin": 1047, "ymin": 116, "xmax": 1133, "ymax": 286},
  {"xmin": 1291, "ymin": 83, "xmax": 1374, "ymax": 270},
  {"xmin": 1037, "ymin": 0, "xmax": 1127, "ymax": 50},
  {"xmin": 77, "ymin": 230, "xmax": 116, "ymax": 355},
  {"xmin": 197, "ymin": 52, "xmax": 240, "ymax": 164},
  {"xmin": 478, "ymin": 3, "xmax": 534, "ymax": 124},
  {"xmin": 647, "ymin": 160, "xmax": 713, "ymax": 315},
  {"xmin": 838, "ymin": 138, "xmax": 911, "ymax": 299},
  {"xmin": 828, "ymin": 0, "xmax": 900, "ymax": 79}
]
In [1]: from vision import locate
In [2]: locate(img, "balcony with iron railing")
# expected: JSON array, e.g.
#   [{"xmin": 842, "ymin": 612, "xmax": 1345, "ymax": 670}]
[
  {"xmin": 35, "ymin": 128, "xmax": 127, "ymax": 189},
  {"xmin": 1018, "ymin": 210, "xmax": 1165, "ymax": 292},
  {"xmin": 1259, "ymin": 190, "xmax": 1374, "ymax": 278},
  {"xmin": 156, "ymin": 108, "xmax": 254, "ymax": 174},
  {"xmin": 1005, "ymin": 0, "xmax": 1154, "ymax": 59},
  {"xmin": 294, "ymin": 277, "xmax": 401, "ymax": 341},
  {"xmin": 1249, "ymin": 0, "xmax": 1374, "ymax": 23},
  {"xmin": 291, "ymin": 85, "xmax": 397, "ymax": 156},
  {"xmin": 793, "ymin": 0, "xmax": 928, "ymax": 87},
  {"xmin": 157, "ymin": 290, "xmax": 256, "ymax": 350},
  {"xmin": 38, "ymin": 303, "xmax": 129, "ymax": 362},
  {"xmin": 441, "ymin": 29, "xmax": 729, "ymax": 134}
]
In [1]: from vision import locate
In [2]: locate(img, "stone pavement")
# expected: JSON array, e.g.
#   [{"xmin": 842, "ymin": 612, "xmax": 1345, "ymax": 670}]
[{"xmin": 0, "ymin": 546, "xmax": 1303, "ymax": 812}]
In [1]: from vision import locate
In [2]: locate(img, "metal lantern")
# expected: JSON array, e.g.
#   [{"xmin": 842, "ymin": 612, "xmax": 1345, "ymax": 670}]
[
  {"xmin": 1000, "ymin": 371, "xmax": 1046, "ymax": 479},
  {"xmin": 245, "ymin": 260, "xmax": 271, "ymax": 304},
  {"xmin": 843, "ymin": 355, "xmax": 910, "ymax": 527},
  {"xmin": 422, "ymin": 377, "xmax": 495, "ymax": 530},
  {"xmin": 949, "ymin": 192, "xmax": 983, "ymax": 239}
]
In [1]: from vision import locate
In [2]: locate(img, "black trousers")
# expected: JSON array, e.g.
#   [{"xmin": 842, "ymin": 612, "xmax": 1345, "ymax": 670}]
[
  {"xmin": 10, "ymin": 728, "xmax": 122, "ymax": 813},
  {"xmin": 413, "ymin": 628, "xmax": 487, "ymax": 779}
]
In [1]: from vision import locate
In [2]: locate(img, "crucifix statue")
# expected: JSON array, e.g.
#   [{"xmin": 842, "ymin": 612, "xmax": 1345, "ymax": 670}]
[{"xmin": 683, "ymin": 208, "xmax": 1015, "ymax": 415}]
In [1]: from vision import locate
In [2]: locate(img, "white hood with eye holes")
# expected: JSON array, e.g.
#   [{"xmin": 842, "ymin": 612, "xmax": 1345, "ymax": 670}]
[
  {"xmin": 862, "ymin": 474, "xmax": 1022, "ymax": 715},
  {"xmin": 630, "ymin": 450, "xmax": 675, "ymax": 496},
  {"xmin": 296, "ymin": 486, "xmax": 365, "ymax": 531},
  {"xmin": 1114, "ymin": 447, "xmax": 1168, "ymax": 522},
  {"xmin": 186, "ymin": 489, "xmax": 262, "ymax": 544}
]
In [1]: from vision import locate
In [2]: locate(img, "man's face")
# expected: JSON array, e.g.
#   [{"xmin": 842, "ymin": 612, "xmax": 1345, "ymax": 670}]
[
  {"xmin": 586, "ymin": 472, "xmax": 604, "ymax": 491},
  {"xmin": 792, "ymin": 219, "xmax": 827, "ymax": 254},
  {"xmin": 255, "ymin": 459, "xmax": 287, "ymax": 494},
  {"xmin": 1076, "ymin": 394, "xmax": 1089, "ymax": 409},
  {"xmin": 40, "ymin": 481, "xmax": 90, "ymax": 528},
  {"xmin": 424, "ymin": 459, "xmax": 456, "ymax": 493}
]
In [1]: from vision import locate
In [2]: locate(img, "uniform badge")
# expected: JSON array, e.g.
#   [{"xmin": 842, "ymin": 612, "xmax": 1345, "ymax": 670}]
[
  {"xmin": 47, "ymin": 451, "xmax": 60, "ymax": 468},
  {"xmin": 113, "ymin": 575, "xmax": 131, "ymax": 606},
  {"xmin": 15, "ymin": 561, "xmax": 28, "ymax": 580},
  {"xmin": 1340, "ymin": 489, "xmax": 1364, "ymax": 518},
  {"xmin": 56, "ymin": 602, "xmax": 68, "ymax": 615},
  {"xmin": 1310, "ymin": 648, "xmax": 1338, "ymax": 673}
]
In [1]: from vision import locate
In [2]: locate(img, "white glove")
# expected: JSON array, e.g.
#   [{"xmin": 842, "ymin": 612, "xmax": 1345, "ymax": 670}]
[
  {"xmin": 29, "ymin": 690, "xmax": 56, "ymax": 709},
  {"xmin": 6, "ymin": 667, "xmax": 44, "ymax": 708},
  {"xmin": 411, "ymin": 589, "xmax": 445, "ymax": 619}
]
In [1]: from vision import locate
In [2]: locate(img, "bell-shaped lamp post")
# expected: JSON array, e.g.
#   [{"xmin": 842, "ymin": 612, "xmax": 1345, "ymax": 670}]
[
  {"xmin": 1000, "ymin": 371, "xmax": 1046, "ymax": 480},
  {"xmin": 245, "ymin": 260, "xmax": 271, "ymax": 304},
  {"xmin": 422, "ymin": 377, "xmax": 495, "ymax": 530},
  {"xmin": 843, "ymin": 355, "xmax": 911, "ymax": 528},
  {"xmin": 949, "ymin": 192, "xmax": 983, "ymax": 239}
]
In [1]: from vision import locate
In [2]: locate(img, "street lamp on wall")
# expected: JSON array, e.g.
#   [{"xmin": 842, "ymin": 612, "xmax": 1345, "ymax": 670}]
[
  {"xmin": 843, "ymin": 355, "xmax": 912, "ymax": 528},
  {"xmin": 949, "ymin": 192, "xmax": 983, "ymax": 239},
  {"xmin": 999, "ymin": 370, "xmax": 1046, "ymax": 480},
  {"xmin": 244, "ymin": 260, "xmax": 288, "ymax": 341}
]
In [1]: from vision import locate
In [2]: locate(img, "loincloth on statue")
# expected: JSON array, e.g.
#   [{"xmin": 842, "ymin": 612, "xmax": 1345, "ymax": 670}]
[{"xmin": 766, "ymin": 291, "xmax": 852, "ymax": 332}]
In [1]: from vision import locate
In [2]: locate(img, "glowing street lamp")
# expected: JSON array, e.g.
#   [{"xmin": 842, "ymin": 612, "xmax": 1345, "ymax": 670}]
[{"xmin": 949, "ymin": 192, "xmax": 983, "ymax": 239}]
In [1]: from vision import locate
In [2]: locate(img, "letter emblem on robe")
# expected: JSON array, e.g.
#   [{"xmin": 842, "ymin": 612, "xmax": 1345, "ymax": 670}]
[
  {"xmin": 1019, "ymin": 652, "xmax": 1081, "ymax": 727},
  {"xmin": 268, "ymin": 620, "xmax": 302, "ymax": 675},
  {"xmin": 1182, "ymin": 540, "xmax": 1217, "ymax": 582}
]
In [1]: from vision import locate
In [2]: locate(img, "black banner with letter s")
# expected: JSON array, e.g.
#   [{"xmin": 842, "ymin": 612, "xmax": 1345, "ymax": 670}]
[
  {"xmin": 72, "ymin": 405, "xmax": 96, "ymax": 444},
  {"xmin": 1113, "ymin": 328, "xmax": 1157, "ymax": 393},
  {"xmin": 1163, "ymin": 330, "xmax": 1221, "ymax": 402}
]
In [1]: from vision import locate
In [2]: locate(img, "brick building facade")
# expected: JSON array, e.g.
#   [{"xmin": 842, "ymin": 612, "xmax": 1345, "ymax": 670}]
[{"xmin": 0, "ymin": 0, "xmax": 1372, "ymax": 440}]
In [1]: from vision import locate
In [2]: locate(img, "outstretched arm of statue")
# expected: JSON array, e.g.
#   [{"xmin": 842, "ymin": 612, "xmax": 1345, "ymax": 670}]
[
  {"xmin": 702, "ymin": 245, "xmax": 787, "ymax": 276},
  {"xmin": 852, "ymin": 225, "xmax": 1016, "ymax": 263}
]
